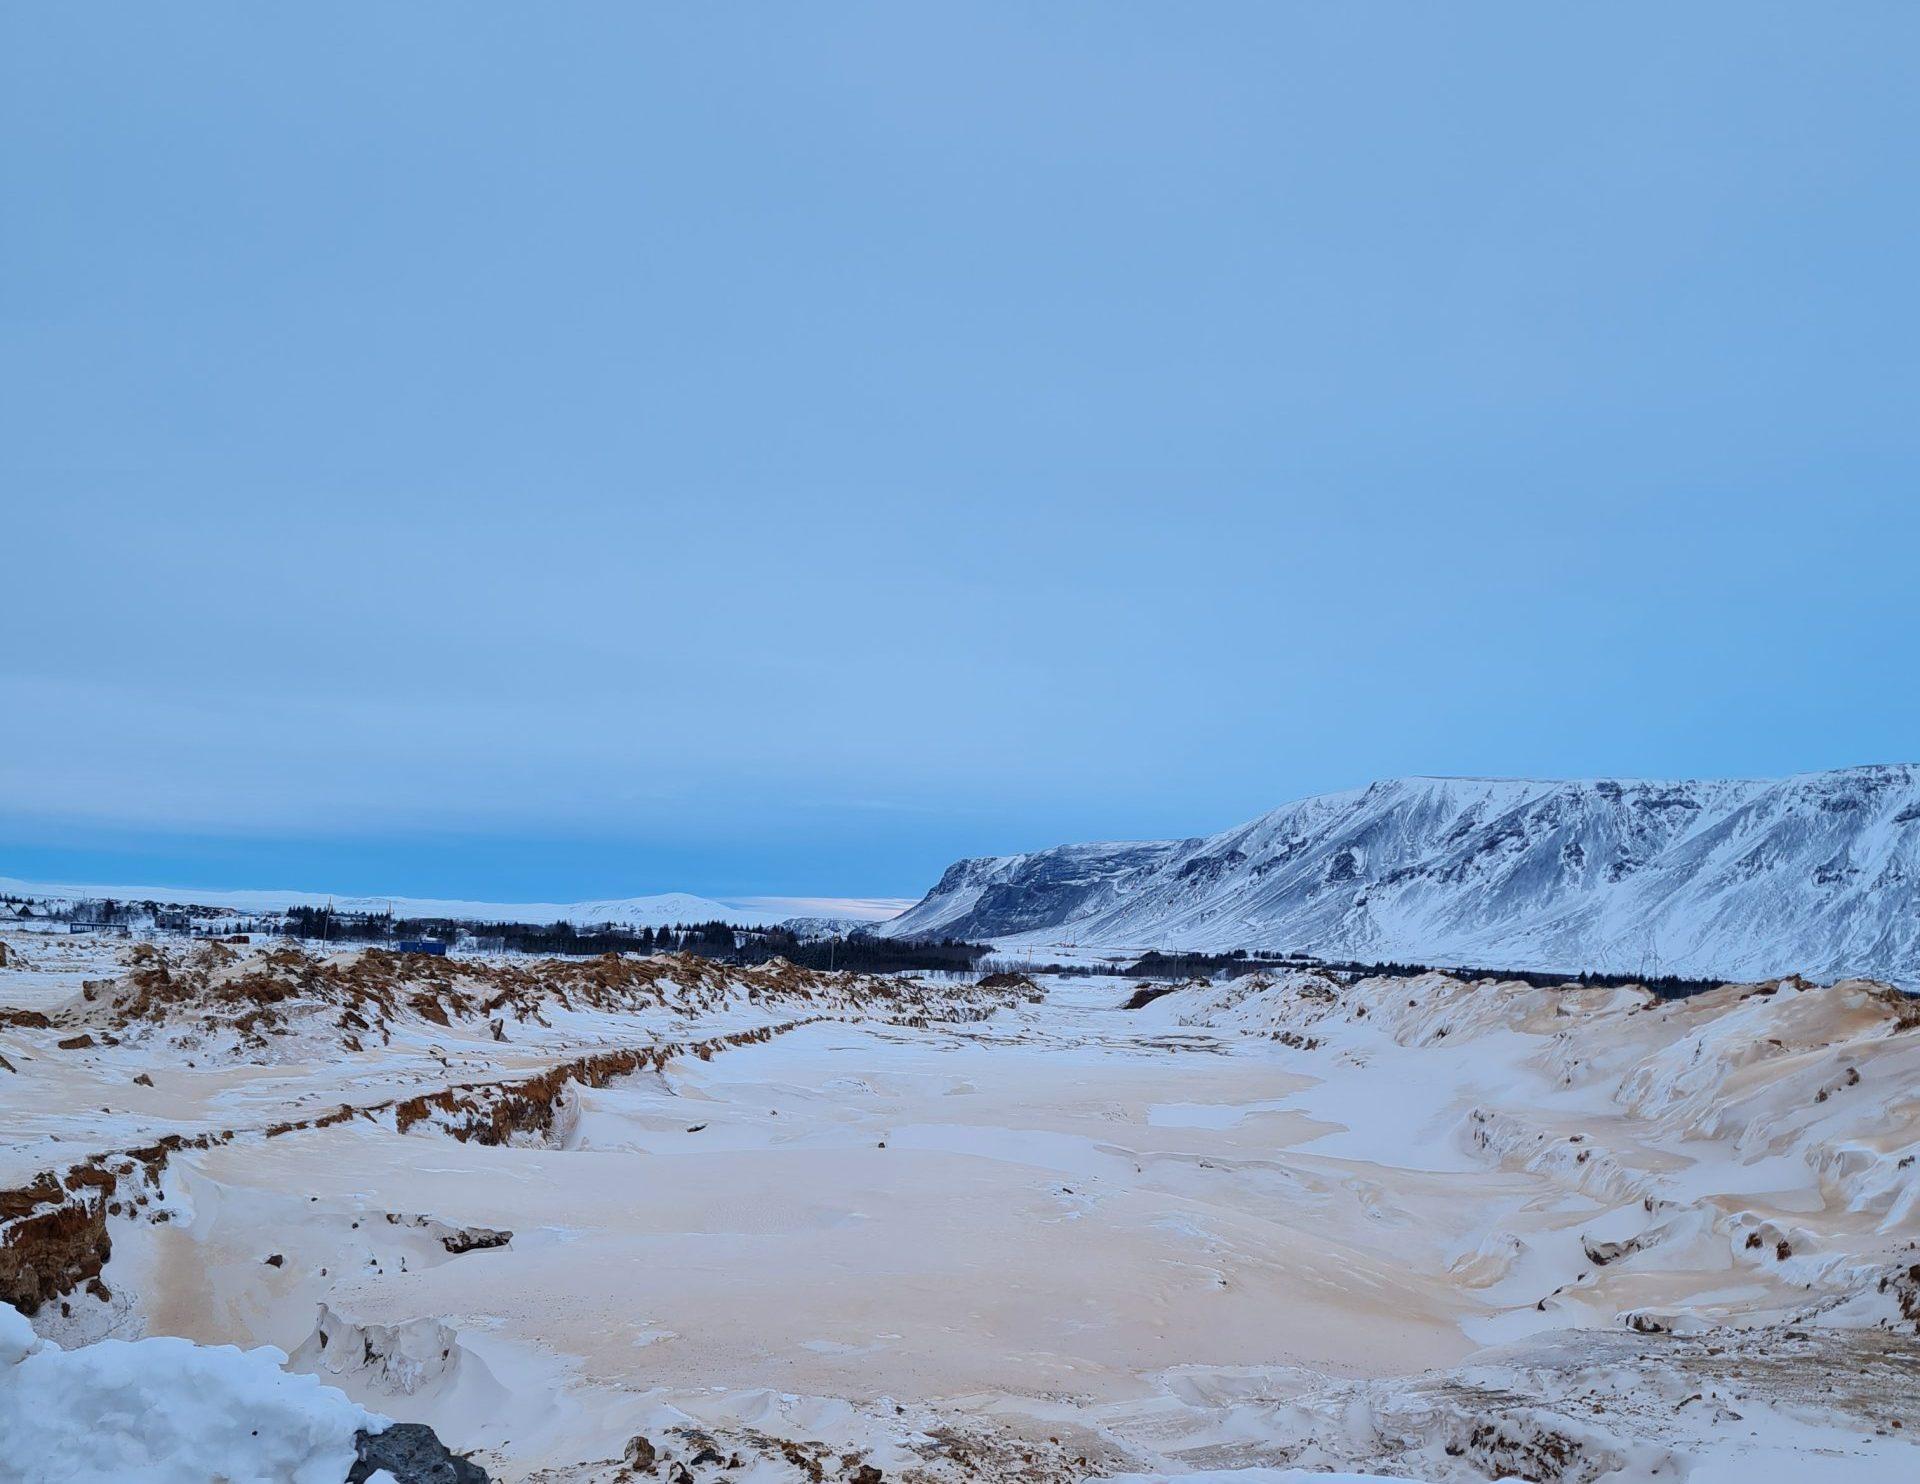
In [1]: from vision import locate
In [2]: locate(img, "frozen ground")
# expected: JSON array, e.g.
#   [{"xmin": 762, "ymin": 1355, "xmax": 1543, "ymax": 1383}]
[{"xmin": 2, "ymin": 933, "xmax": 1917, "ymax": 1482}]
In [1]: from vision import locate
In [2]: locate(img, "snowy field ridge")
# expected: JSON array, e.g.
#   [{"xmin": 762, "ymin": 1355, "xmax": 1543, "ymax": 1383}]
[
  {"xmin": 880, "ymin": 764, "xmax": 1920, "ymax": 984},
  {"xmin": 0, "ymin": 878, "xmax": 908, "ymax": 931}
]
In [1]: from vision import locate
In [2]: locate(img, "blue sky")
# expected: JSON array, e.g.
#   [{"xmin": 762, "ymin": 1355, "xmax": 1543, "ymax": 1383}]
[{"xmin": 3, "ymin": 4, "xmax": 1916, "ymax": 903}]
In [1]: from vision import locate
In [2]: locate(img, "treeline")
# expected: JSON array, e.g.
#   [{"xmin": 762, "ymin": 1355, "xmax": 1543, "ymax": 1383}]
[
  {"xmin": 733, "ymin": 930, "xmax": 988, "ymax": 975},
  {"xmin": 1117, "ymin": 945, "xmax": 1723, "ymax": 999},
  {"xmin": 272, "ymin": 906, "xmax": 990, "ymax": 975},
  {"xmin": 1316, "ymin": 958, "xmax": 1724, "ymax": 999},
  {"xmin": 277, "ymin": 906, "xmax": 737, "ymax": 958},
  {"xmin": 1121, "ymin": 949, "xmax": 1306, "ymax": 980},
  {"xmin": 1467, "ymin": 964, "xmax": 1726, "ymax": 1000}
]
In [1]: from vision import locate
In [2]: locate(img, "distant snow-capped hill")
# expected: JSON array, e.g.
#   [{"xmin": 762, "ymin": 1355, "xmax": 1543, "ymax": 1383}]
[
  {"xmin": 878, "ymin": 766, "xmax": 1920, "ymax": 984},
  {"xmin": 0, "ymin": 879, "xmax": 877, "ymax": 932}
]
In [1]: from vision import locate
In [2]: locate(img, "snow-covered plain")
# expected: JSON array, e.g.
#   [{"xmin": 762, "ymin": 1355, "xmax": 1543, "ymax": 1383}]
[
  {"xmin": 0, "ymin": 876, "xmax": 910, "ymax": 931},
  {"xmin": 2, "ymin": 931, "xmax": 1916, "ymax": 1482}
]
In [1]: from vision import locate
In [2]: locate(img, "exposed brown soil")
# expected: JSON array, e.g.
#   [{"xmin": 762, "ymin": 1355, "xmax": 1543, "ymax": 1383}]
[
  {"xmin": 42, "ymin": 943, "xmax": 1001, "ymax": 1056},
  {"xmin": 2, "ymin": 945, "xmax": 1028, "ymax": 1315},
  {"xmin": 390, "ymin": 1018, "xmax": 818, "ymax": 1145},
  {"xmin": 0, "ymin": 1193, "xmax": 110, "ymax": 1315}
]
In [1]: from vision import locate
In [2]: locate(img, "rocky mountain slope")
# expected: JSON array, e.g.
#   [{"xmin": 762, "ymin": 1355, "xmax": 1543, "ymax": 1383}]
[{"xmin": 880, "ymin": 766, "xmax": 1920, "ymax": 983}]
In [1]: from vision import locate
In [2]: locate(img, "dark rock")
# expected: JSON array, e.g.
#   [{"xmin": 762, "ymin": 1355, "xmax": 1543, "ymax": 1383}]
[
  {"xmin": 1582, "ymin": 1235, "xmax": 1641, "ymax": 1267},
  {"xmin": 439, "ymin": 1225, "xmax": 512, "ymax": 1255},
  {"xmin": 348, "ymin": 1422, "xmax": 490, "ymax": 1483}
]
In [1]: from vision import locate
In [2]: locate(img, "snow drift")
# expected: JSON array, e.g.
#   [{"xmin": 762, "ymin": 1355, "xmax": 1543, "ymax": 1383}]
[{"xmin": 0, "ymin": 1300, "xmax": 380, "ymax": 1484}]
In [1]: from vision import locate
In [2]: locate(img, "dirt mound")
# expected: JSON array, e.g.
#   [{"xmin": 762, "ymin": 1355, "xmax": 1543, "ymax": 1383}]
[{"xmin": 39, "ymin": 943, "xmax": 1023, "ymax": 1057}]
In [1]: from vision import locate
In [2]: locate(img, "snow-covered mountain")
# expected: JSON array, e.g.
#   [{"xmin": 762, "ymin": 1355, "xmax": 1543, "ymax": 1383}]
[{"xmin": 879, "ymin": 766, "xmax": 1920, "ymax": 984}]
